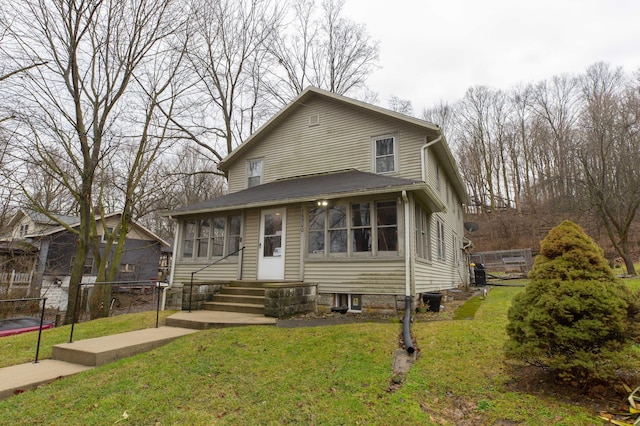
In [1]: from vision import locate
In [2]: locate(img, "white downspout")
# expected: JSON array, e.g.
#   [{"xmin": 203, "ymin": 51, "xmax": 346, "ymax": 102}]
[{"xmin": 421, "ymin": 135, "xmax": 442, "ymax": 183}]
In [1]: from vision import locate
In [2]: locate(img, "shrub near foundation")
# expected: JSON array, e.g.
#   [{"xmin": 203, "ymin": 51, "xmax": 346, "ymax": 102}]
[{"xmin": 505, "ymin": 220, "xmax": 640, "ymax": 384}]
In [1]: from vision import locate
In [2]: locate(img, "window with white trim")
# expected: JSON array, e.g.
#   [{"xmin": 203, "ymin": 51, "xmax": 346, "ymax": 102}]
[
  {"xmin": 436, "ymin": 218, "xmax": 446, "ymax": 260},
  {"xmin": 120, "ymin": 263, "xmax": 136, "ymax": 273},
  {"xmin": 182, "ymin": 215, "xmax": 242, "ymax": 259},
  {"xmin": 247, "ymin": 159, "xmax": 262, "ymax": 188},
  {"xmin": 183, "ymin": 221, "xmax": 196, "ymax": 258},
  {"xmin": 196, "ymin": 219, "xmax": 210, "ymax": 258},
  {"xmin": 452, "ymin": 234, "xmax": 458, "ymax": 264},
  {"xmin": 374, "ymin": 136, "xmax": 396, "ymax": 173},
  {"xmin": 415, "ymin": 205, "xmax": 431, "ymax": 260},
  {"xmin": 376, "ymin": 201, "xmax": 397, "ymax": 251},
  {"xmin": 307, "ymin": 200, "xmax": 398, "ymax": 257},
  {"xmin": 102, "ymin": 227, "xmax": 121, "ymax": 243}
]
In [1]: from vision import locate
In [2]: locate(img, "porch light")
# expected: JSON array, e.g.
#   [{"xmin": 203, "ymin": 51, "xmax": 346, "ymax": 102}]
[{"xmin": 317, "ymin": 200, "xmax": 328, "ymax": 207}]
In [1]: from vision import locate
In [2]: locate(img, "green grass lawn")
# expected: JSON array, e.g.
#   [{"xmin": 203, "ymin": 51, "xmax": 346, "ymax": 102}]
[{"xmin": 0, "ymin": 288, "xmax": 629, "ymax": 425}]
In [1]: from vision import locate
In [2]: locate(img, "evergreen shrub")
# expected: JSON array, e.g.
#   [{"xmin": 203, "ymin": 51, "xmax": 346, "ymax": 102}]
[{"xmin": 505, "ymin": 220, "xmax": 640, "ymax": 383}]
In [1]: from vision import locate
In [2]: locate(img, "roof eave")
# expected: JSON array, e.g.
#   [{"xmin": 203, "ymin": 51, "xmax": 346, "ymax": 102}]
[{"xmin": 165, "ymin": 183, "xmax": 446, "ymax": 218}]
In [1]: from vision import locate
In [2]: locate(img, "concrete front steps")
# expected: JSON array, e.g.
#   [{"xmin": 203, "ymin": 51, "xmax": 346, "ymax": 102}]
[
  {"xmin": 51, "ymin": 326, "xmax": 198, "ymax": 367},
  {"xmin": 202, "ymin": 280, "xmax": 266, "ymax": 315}
]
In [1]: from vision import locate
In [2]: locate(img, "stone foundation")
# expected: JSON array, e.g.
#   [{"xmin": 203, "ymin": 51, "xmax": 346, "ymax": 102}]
[
  {"xmin": 264, "ymin": 283, "xmax": 316, "ymax": 318},
  {"xmin": 179, "ymin": 282, "xmax": 225, "ymax": 310},
  {"xmin": 317, "ymin": 293, "xmax": 410, "ymax": 315}
]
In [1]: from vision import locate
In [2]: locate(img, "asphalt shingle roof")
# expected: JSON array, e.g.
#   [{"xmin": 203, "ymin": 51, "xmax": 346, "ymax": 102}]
[{"xmin": 167, "ymin": 170, "xmax": 425, "ymax": 216}]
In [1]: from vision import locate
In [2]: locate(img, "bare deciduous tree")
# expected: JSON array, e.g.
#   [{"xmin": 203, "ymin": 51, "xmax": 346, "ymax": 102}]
[
  {"xmin": 267, "ymin": 0, "xmax": 379, "ymax": 102},
  {"xmin": 6, "ymin": 0, "xmax": 183, "ymax": 322},
  {"xmin": 578, "ymin": 62, "xmax": 640, "ymax": 276}
]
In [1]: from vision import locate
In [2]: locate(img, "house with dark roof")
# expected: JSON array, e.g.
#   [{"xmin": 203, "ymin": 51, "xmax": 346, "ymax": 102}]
[
  {"xmin": 1, "ymin": 209, "xmax": 169, "ymax": 309},
  {"xmin": 165, "ymin": 87, "xmax": 471, "ymax": 316}
]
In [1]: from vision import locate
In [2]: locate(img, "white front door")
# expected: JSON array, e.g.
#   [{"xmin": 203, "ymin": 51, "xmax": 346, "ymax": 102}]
[{"xmin": 258, "ymin": 208, "xmax": 286, "ymax": 280}]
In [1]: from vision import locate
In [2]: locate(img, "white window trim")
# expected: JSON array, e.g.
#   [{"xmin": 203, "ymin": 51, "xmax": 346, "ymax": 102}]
[
  {"xmin": 373, "ymin": 134, "xmax": 397, "ymax": 174},
  {"xmin": 181, "ymin": 214, "xmax": 243, "ymax": 260},
  {"xmin": 436, "ymin": 218, "xmax": 446, "ymax": 261},
  {"xmin": 306, "ymin": 199, "xmax": 399, "ymax": 258},
  {"xmin": 247, "ymin": 158, "xmax": 263, "ymax": 188}
]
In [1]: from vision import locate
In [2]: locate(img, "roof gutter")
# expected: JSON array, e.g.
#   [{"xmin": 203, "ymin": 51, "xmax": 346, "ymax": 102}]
[{"xmin": 421, "ymin": 135, "xmax": 442, "ymax": 183}]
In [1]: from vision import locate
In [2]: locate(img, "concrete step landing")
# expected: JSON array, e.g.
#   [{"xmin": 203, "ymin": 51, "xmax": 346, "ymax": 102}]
[{"xmin": 52, "ymin": 326, "xmax": 197, "ymax": 367}]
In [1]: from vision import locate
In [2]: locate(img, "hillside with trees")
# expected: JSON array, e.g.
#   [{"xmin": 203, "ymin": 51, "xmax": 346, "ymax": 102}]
[{"xmin": 424, "ymin": 63, "xmax": 640, "ymax": 275}]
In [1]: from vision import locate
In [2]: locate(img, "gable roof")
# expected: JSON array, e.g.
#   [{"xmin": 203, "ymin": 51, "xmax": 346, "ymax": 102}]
[
  {"xmin": 165, "ymin": 169, "xmax": 446, "ymax": 217},
  {"xmin": 6, "ymin": 208, "xmax": 78, "ymax": 230},
  {"xmin": 219, "ymin": 87, "xmax": 441, "ymax": 172},
  {"xmin": 218, "ymin": 86, "xmax": 469, "ymax": 204},
  {"xmin": 9, "ymin": 210, "xmax": 169, "ymax": 247}
]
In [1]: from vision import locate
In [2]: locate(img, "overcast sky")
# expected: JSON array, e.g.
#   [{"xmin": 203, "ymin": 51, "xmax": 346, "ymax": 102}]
[{"xmin": 343, "ymin": 0, "xmax": 640, "ymax": 113}]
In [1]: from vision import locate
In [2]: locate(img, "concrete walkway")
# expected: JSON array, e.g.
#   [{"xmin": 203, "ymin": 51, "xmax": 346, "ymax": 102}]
[{"xmin": 0, "ymin": 311, "xmax": 276, "ymax": 400}]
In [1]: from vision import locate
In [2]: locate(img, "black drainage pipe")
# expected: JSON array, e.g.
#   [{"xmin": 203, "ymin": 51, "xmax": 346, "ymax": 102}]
[{"xmin": 403, "ymin": 295, "xmax": 415, "ymax": 354}]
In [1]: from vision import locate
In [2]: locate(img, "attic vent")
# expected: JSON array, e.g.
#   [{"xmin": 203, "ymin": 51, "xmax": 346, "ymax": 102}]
[{"xmin": 308, "ymin": 114, "xmax": 320, "ymax": 127}]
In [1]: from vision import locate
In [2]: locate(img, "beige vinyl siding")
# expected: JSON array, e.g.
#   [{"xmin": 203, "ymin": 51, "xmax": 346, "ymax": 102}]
[
  {"xmin": 414, "ymin": 164, "xmax": 468, "ymax": 292},
  {"xmin": 284, "ymin": 205, "xmax": 302, "ymax": 280},
  {"xmin": 227, "ymin": 97, "xmax": 431, "ymax": 193},
  {"xmin": 241, "ymin": 209, "xmax": 260, "ymax": 280},
  {"xmin": 172, "ymin": 260, "xmax": 238, "ymax": 285},
  {"xmin": 304, "ymin": 260, "xmax": 406, "ymax": 295}
]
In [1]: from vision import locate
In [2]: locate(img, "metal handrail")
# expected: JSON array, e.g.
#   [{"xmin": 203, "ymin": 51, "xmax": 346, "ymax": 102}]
[
  {"xmin": 188, "ymin": 246, "xmax": 245, "ymax": 312},
  {"xmin": 69, "ymin": 279, "xmax": 168, "ymax": 343},
  {"xmin": 0, "ymin": 297, "xmax": 48, "ymax": 363}
]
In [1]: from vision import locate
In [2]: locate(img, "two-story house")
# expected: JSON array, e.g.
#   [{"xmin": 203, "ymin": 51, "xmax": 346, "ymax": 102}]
[
  {"xmin": 1, "ymin": 209, "xmax": 169, "ymax": 309},
  {"xmin": 166, "ymin": 87, "xmax": 470, "ymax": 316}
]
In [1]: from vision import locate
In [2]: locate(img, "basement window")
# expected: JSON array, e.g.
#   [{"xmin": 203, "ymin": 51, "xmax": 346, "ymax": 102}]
[{"xmin": 333, "ymin": 294, "xmax": 362, "ymax": 312}]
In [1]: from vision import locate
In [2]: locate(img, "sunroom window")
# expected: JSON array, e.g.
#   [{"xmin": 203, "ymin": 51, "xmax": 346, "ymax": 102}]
[
  {"xmin": 308, "ymin": 207, "xmax": 325, "ymax": 254},
  {"xmin": 182, "ymin": 215, "xmax": 242, "ymax": 259},
  {"xmin": 329, "ymin": 204, "xmax": 347, "ymax": 253},
  {"xmin": 308, "ymin": 200, "xmax": 398, "ymax": 257}
]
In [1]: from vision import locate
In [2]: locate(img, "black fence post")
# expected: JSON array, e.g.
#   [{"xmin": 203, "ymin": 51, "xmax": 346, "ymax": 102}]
[
  {"xmin": 155, "ymin": 280, "xmax": 161, "ymax": 328},
  {"xmin": 34, "ymin": 297, "xmax": 47, "ymax": 363}
]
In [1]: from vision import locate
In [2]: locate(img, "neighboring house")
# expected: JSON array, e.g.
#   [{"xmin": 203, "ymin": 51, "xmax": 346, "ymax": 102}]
[
  {"xmin": 166, "ymin": 87, "xmax": 471, "ymax": 316},
  {"xmin": 1, "ymin": 209, "xmax": 169, "ymax": 309}
]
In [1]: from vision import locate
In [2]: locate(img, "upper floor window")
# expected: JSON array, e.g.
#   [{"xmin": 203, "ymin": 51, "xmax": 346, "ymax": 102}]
[
  {"xmin": 19, "ymin": 224, "xmax": 29, "ymax": 236},
  {"xmin": 374, "ymin": 136, "xmax": 396, "ymax": 174},
  {"xmin": 101, "ymin": 227, "xmax": 121, "ymax": 243},
  {"xmin": 248, "ymin": 159, "xmax": 262, "ymax": 188}
]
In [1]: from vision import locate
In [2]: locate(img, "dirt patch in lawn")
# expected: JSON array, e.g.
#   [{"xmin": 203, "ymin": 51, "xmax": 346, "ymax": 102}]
[{"xmin": 505, "ymin": 363, "xmax": 638, "ymax": 421}]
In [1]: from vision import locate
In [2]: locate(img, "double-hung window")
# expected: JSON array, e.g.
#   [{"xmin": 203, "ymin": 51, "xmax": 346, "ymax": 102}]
[
  {"xmin": 308, "ymin": 207, "xmax": 326, "ymax": 254},
  {"xmin": 436, "ymin": 218, "xmax": 446, "ymax": 260},
  {"xmin": 196, "ymin": 219, "xmax": 210, "ymax": 258},
  {"xmin": 374, "ymin": 136, "xmax": 396, "ymax": 173},
  {"xmin": 329, "ymin": 205, "xmax": 347, "ymax": 253},
  {"xmin": 247, "ymin": 159, "xmax": 262, "ymax": 188},
  {"xmin": 415, "ymin": 205, "xmax": 431, "ymax": 260},
  {"xmin": 351, "ymin": 202, "xmax": 371, "ymax": 252},
  {"xmin": 183, "ymin": 220, "xmax": 196, "ymax": 258}
]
